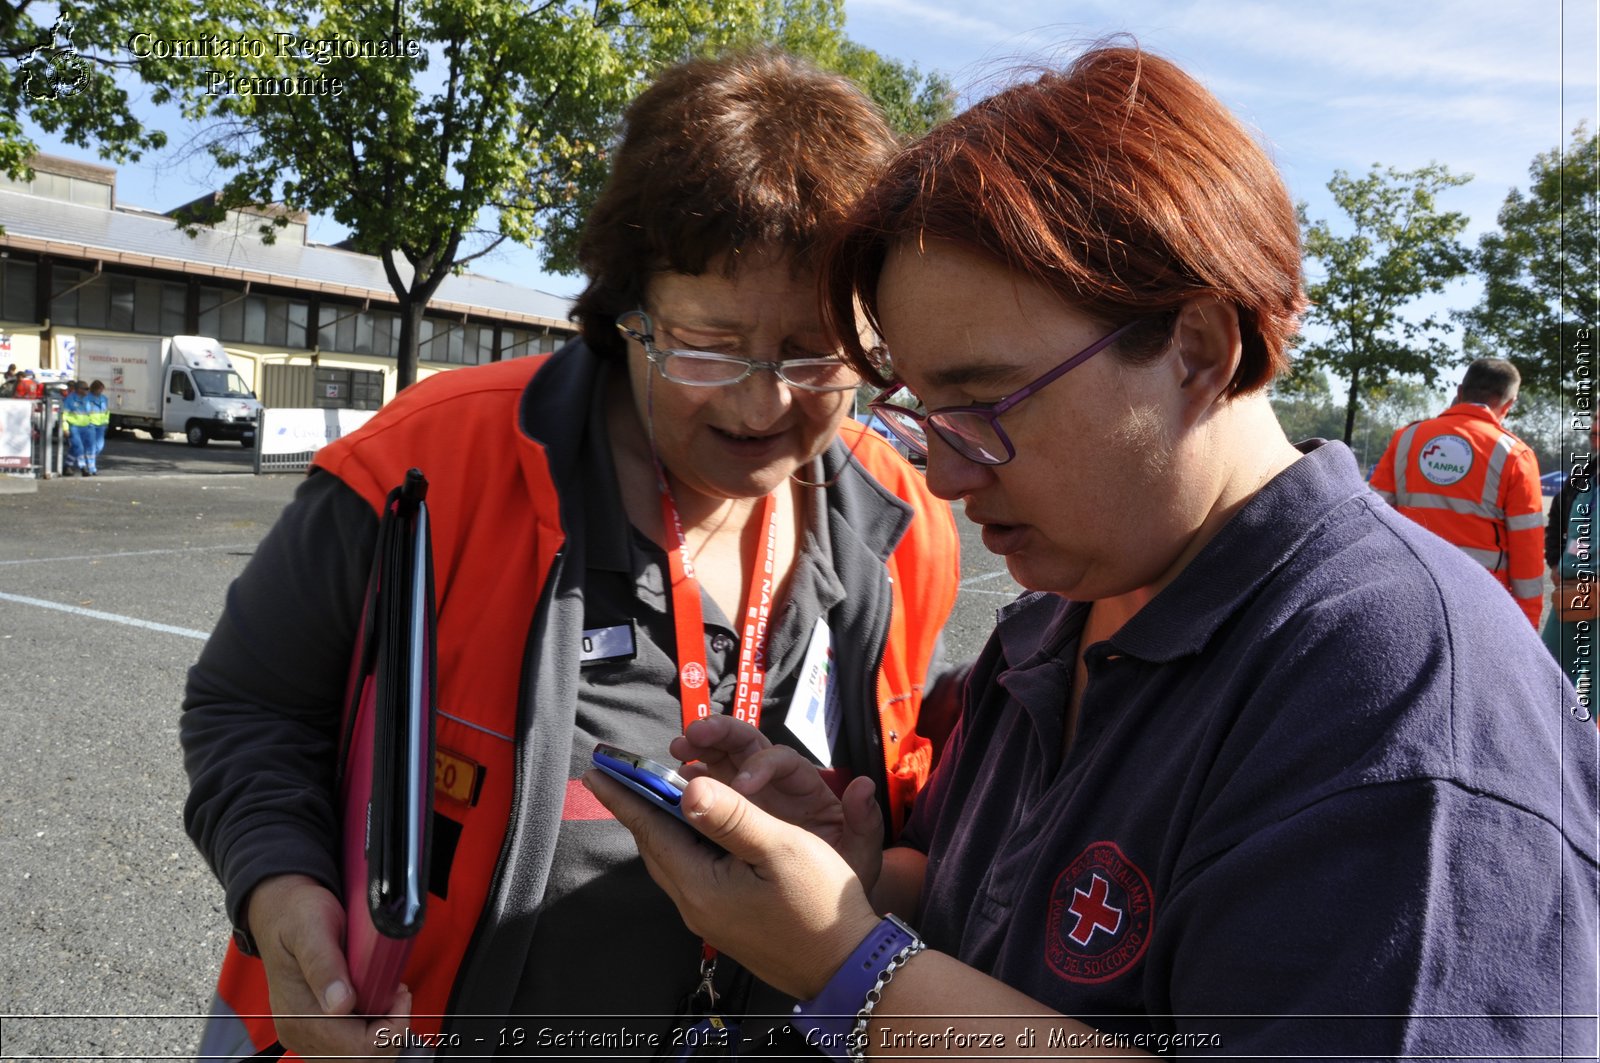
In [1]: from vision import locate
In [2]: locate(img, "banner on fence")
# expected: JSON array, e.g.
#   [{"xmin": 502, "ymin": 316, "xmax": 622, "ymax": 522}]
[
  {"xmin": 0, "ymin": 399, "xmax": 32, "ymax": 470},
  {"xmin": 258, "ymin": 408, "xmax": 378, "ymax": 456}
]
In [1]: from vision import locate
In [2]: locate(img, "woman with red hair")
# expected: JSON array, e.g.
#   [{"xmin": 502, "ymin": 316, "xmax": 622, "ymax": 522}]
[{"xmin": 594, "ymin": 44, "xmax": 1597, "ymax": 1059}]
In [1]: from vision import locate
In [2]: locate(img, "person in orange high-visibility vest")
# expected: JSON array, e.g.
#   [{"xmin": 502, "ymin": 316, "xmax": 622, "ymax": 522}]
[
  {"xmin": 181, "ymin": 49, "xmax": 964, "ymax": 1062},
  {"xmin": 1371, "ymin": 357, "xmax": 1545, "ymax": 626}
]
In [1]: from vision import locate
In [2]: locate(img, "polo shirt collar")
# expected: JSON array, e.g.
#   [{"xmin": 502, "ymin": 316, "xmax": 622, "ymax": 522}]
[
  {"xmin": 514, "ymin": 338, "xmax": 634, "ymax": 572},
  {"xmin": 518, "ymin": 338, "xmax": 606, "ymax": 491},
  {"xmin": 1107, "ymin": 439, "xmax": 1370, "ymax": 663},
  {"xmin": 993, "ymin": 592, "xmax": 1081, "ymax": 669},
  {"xmin": 580, "ymin": 374, "xmax": 633, "ymax": 575},
  {"xmin": 819, "ymin": 438, "xmax": 913, "ymax": 563}
]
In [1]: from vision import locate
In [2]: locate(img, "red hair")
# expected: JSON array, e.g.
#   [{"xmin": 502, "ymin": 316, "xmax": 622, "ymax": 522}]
[{"xmin": 825, "ymin": 45, "xmax": 1305, "ymax": 393}]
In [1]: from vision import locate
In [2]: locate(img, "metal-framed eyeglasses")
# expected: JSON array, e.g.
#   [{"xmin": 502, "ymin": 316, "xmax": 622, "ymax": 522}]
[
  {"xmin": 617, "ymin": 310, "xmax": 861, "ymax": 393},
  {"xmin": 867, "ymin": 319, "xmax": 1141, "ymax": 466}
]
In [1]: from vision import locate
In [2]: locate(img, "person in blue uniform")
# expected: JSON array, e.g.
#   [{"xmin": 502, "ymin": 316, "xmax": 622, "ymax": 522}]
[
  {"xmin": 592, "ymin": 44, "xmax": 1599, "ymax": 1060},
  {"xmin": 83, "ymin": 379, "xmax": 109, "ymax": 476},
  {"xmin": 61, "ymin": 380, "xmax": 90, "ymax": 475}
]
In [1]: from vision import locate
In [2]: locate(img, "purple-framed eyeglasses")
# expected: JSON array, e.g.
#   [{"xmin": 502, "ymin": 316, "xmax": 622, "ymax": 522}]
[{"xmin": 867, "ymin": 319, "xmax": 1142, "ymax": 465}]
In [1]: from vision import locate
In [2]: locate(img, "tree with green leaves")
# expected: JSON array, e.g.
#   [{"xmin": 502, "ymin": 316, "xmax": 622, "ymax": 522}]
[
  {"xmin": 1459, "ymin": 124, "xmax": 1599, "ymax": 399},
  {"xmin": 1272, "ymin": 374, "xmax": 1446, "ymax": 471},
  {"xmin": 1, "ymin": 4, "xmax": 170, "ymax": 184},
  {"xmin": 1297, "ymin": 163, "xmax": 1473, "ymax": 443},
  {"xmin": 159, "ymin": 0, "xmax": 952, "ymax": 391}
]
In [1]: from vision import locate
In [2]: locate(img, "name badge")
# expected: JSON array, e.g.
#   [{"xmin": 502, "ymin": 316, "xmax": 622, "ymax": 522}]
[
  {"xmin": 580, "ymin": 623, "xmax": 636, "ymax": 664},
  {"xmin": 435, "ymin": 748, "xmax": 485, "ymax": 807},
  {"xmin": 784, "ymin": 617, "xmax": 838, "ymax": 766}
]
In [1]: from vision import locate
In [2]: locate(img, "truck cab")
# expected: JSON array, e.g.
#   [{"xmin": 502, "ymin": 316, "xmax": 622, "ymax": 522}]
[{"xmin": 163, "ymin": 338, "xmax": 261, "ymax": 446}]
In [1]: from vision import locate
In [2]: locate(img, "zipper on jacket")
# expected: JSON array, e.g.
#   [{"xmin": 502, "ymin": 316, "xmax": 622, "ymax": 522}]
[{"xmin": 864, "ymin": 568, "xmax": 893, "ymax": 837}]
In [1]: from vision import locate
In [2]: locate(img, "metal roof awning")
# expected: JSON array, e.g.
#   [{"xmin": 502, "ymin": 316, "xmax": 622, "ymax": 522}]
[{"xmin": 0, "ymin": 189, "xmax": 575, "ymax": 331}]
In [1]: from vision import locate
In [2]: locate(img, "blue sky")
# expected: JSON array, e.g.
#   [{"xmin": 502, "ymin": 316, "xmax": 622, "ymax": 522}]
[{"xmin": 16, "ymin": 0, "xmax": 1599, "ymax": 318}]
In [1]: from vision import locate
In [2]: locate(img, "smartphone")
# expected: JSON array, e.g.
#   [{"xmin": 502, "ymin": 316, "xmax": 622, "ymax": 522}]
[{"xmin": 592, "ymin": 743, "xmax": 692, "ymax": 823}]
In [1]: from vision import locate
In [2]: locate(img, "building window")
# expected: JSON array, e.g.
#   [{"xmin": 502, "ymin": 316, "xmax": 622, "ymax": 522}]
[
  {"xmin": 287, "ymin": 300, "xmax": 309, "ymax": 347},
  {"xmin": 200, "ymin": 285, "xmax": 309, "ymax": 347},
  {"xmin": 501, "ymin": 329, "xmax": 526, "ymax": 359},
  {"xmin": 263, "ymin": 296, "xmax": 288, "ymax": 346},
  {"xmin": 162, "ymin": 282, "xmax": 186, "ymax": 334},
  {"xmin": 20, "ymin": 171, "xmax": 112, "ymax": 208},
  {"xmin": 313, "ymin": 366, "xmax": 384, "ymax": 410},
  {"xmin": 0, "ymin": 260, "xmax": 37, "ymax": 323},
  {"xmin": 418, "ymin": 319, "xmax": 487, "ymax": 366},
  {"xmin": 371, "ymin": 310, "xmax": 395, "ymax": 358},
  {"xmin": 70, "ymin": 176, "xmax": 111, "ymax": 208},
  {"xmin": 243, "ymin": 294, "xmax": 267, "ymax": 344},
  {"xmin": 52, "ymin": 266, "xmax": 110, "ymax": 329},
  {"xmin": 353, "ymin": 309, "xmax": 374, "ymax": 355},
  {"xmin": 220, "ymin": 294, "xmax": 244, "ymax": 341},
  {"xmin": 107, "ymin": 274, "xmax": 136, "ymax": 331},
  {"xmin": 318, "ymin": 303, "xmax": 369, "ymax": 355},
  {"xmin": 52, "ymin": 267, "xmax": 186, "ymax": 335}
]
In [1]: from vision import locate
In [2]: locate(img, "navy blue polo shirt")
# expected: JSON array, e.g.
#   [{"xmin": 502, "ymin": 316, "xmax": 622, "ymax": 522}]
[{"xmin": 901, "ymin": 441, "xmax": 1598, "ymax": 1057}]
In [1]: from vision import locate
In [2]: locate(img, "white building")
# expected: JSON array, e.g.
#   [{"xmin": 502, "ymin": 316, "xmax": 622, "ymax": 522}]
[{"xmin": 0, "ymin": 154, "xmax": 577, "ymax": 407}]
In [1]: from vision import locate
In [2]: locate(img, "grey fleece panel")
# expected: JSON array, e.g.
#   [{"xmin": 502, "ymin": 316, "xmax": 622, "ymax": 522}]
[
  {"xmin": 439, "ymin": 340, "xmax": 598, "ymax": 1044},
  {"xmin": 443, "ymin": 545, "xmax": 587, "ymax": 1039}
]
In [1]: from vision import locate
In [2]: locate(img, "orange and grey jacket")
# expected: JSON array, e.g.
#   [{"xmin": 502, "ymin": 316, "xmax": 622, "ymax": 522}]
[
  {"xmin": 182, "ymin": 342, "xmax": 961, "ymax": 1056},
  {"xmin": 1370, "ymin": 403, "xmax": 1545, "ymax": 626}
]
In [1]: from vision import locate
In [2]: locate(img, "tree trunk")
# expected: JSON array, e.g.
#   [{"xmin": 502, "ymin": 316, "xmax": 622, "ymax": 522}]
[
  {"xmin": 394, "ymin": 297, "xmax": 426, "ymax": 393},
  {"xmin": 382, "ymin": 246, "xmax": 455, "ymax": 396},
  {"xmin": 1343, "ymin": 363, "xmax": 1362, "ymax": 444}
]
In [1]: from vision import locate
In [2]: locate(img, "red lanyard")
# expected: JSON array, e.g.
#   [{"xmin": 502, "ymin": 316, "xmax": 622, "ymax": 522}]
[{"xmin": 658, "ymin": 485, "xmax": 781, "ymax": 732}]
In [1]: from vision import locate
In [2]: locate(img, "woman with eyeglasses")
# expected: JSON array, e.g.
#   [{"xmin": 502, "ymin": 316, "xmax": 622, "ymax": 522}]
[
  {"xmin": 591, "ymin": 45, "xmax": 1597, "ymax": 1059},
  {"xmin": 181, "ymin": 49, "xmax": 963, "ymax": 1059}
]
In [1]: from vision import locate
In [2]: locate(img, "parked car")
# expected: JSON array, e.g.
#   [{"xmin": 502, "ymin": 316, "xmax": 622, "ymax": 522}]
[{"xmin": 1542, "ymin": 470, "xmax": 1569, "ymax": 497}]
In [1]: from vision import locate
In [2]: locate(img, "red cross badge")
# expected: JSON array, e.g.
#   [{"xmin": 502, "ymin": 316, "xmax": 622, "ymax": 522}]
[{"xmin": 1045, "ymin": 841, "xmax": 1155, "ymax": 984}]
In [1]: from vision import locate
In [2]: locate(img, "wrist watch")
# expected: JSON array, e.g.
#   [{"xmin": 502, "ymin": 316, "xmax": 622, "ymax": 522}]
[{"xmin": 791, "ymin": 913, "xmax": 926, "ymax": 1062}]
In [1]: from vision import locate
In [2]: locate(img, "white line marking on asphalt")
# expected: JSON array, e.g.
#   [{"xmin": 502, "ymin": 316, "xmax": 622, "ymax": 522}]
[
  {"xmin": 961, "ymin": 568, "xmax": 1018, "ymax": 587},
  {"xmin": 0, "ymin": 591, "xmax": 210, "ymax": 640},
  {"xmin": 0, "ymin": 544, "xmax": 254, "ymax": 566}
]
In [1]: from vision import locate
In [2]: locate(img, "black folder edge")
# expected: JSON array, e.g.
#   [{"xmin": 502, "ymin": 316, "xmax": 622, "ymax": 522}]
[{"xmin": 335, "ymin": 468, "xmax": 435, "ymax": 1016}]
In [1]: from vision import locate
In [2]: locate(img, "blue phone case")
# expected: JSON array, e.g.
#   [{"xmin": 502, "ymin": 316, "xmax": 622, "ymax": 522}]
[{"xmin": 593, "ymin": 746, "xmax": 691, "ymax": 823}]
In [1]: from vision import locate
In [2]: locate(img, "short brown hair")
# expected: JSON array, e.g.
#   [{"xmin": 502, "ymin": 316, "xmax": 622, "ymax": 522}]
[
  {"xmin": 825, "ymin": 45, "xmax": 1306, "ymax": 393},
  {"xmin": 574, "ymin": 48, "xmax": 899, "ymax": 362},
  {"xmin": 1458, "ymin": 358, "xmax": 1520, "ymax": 405}
]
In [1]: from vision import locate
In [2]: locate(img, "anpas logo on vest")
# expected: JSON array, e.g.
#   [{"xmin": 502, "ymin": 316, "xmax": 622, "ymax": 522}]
[{"xmin": 1417, "ymin": 434, "xmax": 1474, "ymax": 486}]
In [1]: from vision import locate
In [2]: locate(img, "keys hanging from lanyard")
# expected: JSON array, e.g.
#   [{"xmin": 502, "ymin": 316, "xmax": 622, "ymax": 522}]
[{"xmin": 658, "ymin": 484, "xmax": 780, "ymax": 733}]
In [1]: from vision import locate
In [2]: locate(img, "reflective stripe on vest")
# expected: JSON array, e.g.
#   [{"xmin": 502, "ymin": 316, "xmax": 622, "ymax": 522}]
[{"xmin": 1390, "ymin": 421, "xmax": 1516, "ymax": 573}]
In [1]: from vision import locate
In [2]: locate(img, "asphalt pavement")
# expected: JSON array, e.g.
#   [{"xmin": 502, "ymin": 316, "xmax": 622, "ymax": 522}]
[{"xmin": 0, "ymin": 432, "xmax": 1020, "ymax": 1061}]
